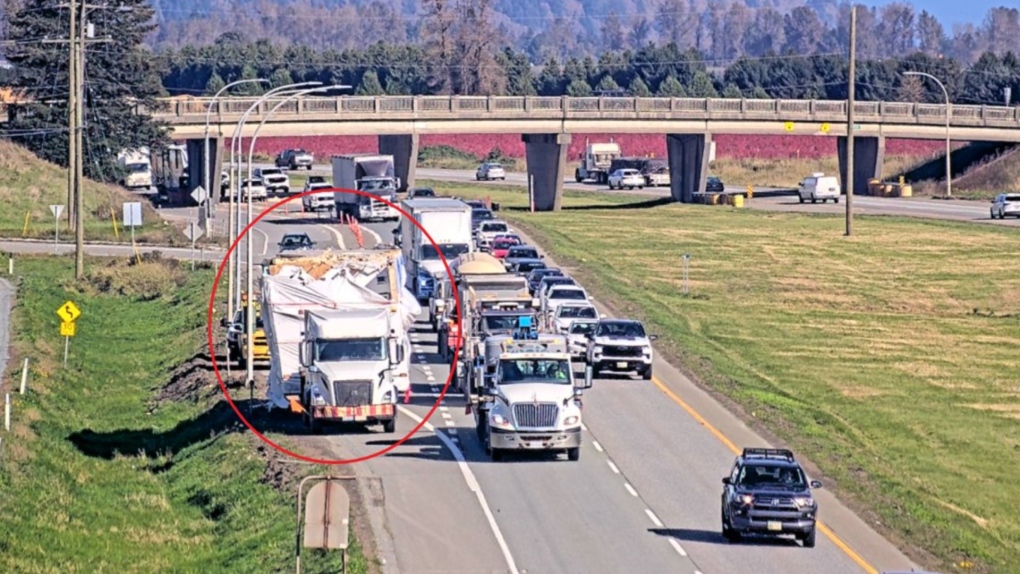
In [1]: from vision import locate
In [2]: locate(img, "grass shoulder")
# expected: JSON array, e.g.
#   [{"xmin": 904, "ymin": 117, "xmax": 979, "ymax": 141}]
[
  {"xmin": 0, "ymin": 254, "xmax": 369, "ymax": 573},
  {"xmin": 423, "ymin": 181, "xmax": 1020, "ymax": 574}
]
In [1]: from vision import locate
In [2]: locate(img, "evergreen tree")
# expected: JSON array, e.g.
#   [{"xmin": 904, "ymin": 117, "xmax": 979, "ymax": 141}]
[
  {"xmin": 688, "ymin": 71, "xmax": 719, "ymax": 97},
  {"xmin": 5, "ymin": 0, "xmax": 168, "ymax": 177},
  {"xmin": 566, "ymin": 77, "xmax": 592, "ymax": 96},
  {"xmin": 751, "ymin": 86, "xmax": 770, "ymax": 99},
  {"xmin": 629, "ymin": 76, "xmax": 651, "ymax": 96},
  {"xmin": 657, "ymin": 75, "xmax": 687, "ymax": 96},
  {"xmin": 356, "ymin": 70, "xmax": 385, "ymax": 95},
  {"xmin": 269, "ymin": 68, "xmax": 293, "ymax": 89},
  {"xmin": 204, "ymin": 72, "xmax": 226, "ymax": 96},
  {"xmin": 722, "ymin": 83, "xmax": 743, "ymax": 98},
  {"xmin": 595, "ymin": 74, "xmax": 621, "ymax": 93}
]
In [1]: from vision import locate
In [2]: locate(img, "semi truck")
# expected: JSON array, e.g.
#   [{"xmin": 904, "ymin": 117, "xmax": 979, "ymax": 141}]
[
  {"xmin": 575, "ymin": 141, "xmax": 622, "ymax": 184},
  {"xmin": 397, "ymin": 198, "xmax": 474, "ymax": 303},
  {"xmin": 332, "ymin": 154, "xmax": 401, "ymax": 222},
  {"xmin": 259, "ymin": 248, "xmax": 420, "ymax": 433},
  {"xmin": 152, "ymin": 144, "xmax": 189, "ymax": 205},
  {"xmin": 471, "ymin": 327, "xmax": 593, "ymax": 462},
  {"xmin": 117, "ymin": 147, "xmax": 153, "ymax": 191}
]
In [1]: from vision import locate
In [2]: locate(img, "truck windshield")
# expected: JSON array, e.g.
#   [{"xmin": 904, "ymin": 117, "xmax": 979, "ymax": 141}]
[
  {"xmin": 316, "ymin": 338, "xmax": 386, "ymax": 361},
  {"xmin": 558, "ymin": 306, "xmax": 597, "ymax": 318},
  {"xmin": 499, "ymin": 359, "xmax": 572, "ymax": 385},
  {"xmin": 421, "ymin": 243, "xmax": 471, "ymax": 260},
  {"xmin": 360, "ymin": 179, "xmax": 395, "ymax": 192},
  {"xmin": 738, "ymin": 464, "xmax": 807, "ymax": 488},
  {"xmin": 483, "ymin": 315, "xmax": 534, "ymax": 331},
  {"xmin": 126, "ymin": 163, "xmax": 149, "ymax": 173}
]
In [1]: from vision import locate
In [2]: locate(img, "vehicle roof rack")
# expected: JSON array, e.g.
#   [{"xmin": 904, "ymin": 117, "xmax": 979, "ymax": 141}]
[{"xmin": 741, "ymin": 448, "xmax": 795, "ymax": 462}]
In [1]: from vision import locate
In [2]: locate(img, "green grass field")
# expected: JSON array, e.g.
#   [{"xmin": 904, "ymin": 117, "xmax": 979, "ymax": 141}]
[
  {"xmin": 422, "ymin": 179, "xmax": 1020, "ymax": 574},
  {"xmin": 0, "ymin": 254, "xmax": 367, "ymax": 573},
  {"xmin": 0, "ymin": 142, "xmax": 216, "ymax": 246}
]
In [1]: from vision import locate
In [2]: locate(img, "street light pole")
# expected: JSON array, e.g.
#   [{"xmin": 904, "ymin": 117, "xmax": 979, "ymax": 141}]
[
  {"xmin": 204, "ymin": 78, "xmax": 269, "ymax": 321},
  {"xmin": 904, "ymin": 71, "xmax": 952, "ymax": 197},
  {"xmin": 243, "ymin": 85, "xmax": 346, "ymax": 390},
  {"xmin": 228, "ymin": 81, "xmax": 321, "ymax": 315}
]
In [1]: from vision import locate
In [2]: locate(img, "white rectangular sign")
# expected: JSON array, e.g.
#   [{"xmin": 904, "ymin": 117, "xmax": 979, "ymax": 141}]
[{"xmin": 123, "ymin": 202, "xmax": 142, "ymax": 227}]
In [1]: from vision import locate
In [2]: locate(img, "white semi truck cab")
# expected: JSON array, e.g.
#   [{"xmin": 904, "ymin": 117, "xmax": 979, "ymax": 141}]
[
  {"xmin": 332, "ymin": 154, "xmax": 401, "ymax": 222},
  {"xmin": 298, "ymin": 308, "xmax": 408, "ymax": 433},
  {"xmin": 474, "ymin": 327, "xmax": 593, "ymax": 462},
  {"xmin": 398, "ymin": 198, "xmax": 474, "ymax": 302}
]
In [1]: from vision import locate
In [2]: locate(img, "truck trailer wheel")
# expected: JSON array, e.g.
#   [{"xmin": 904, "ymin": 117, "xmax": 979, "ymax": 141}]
[
  {"xmin": 490, "ymin": 449, "xmax": 503, "ymax": 462},
  {"xmin": 567, "ymin": 447, "xmax": 580, "ymax": 461}
]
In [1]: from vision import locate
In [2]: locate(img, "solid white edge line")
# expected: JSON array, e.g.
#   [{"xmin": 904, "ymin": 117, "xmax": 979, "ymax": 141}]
[
  {"xmin": 317, "ymin": 223, "xmax": 346, "ymax": 250},
  {"xmin": 644, "ymin": 508, "xmax": 664, "ymax": 528},
  {"xmin": 592, "ymin": 440, "xmax": 604, "ymax": 452},
  {"xmin": 360, "ymin": 224, "xmax": 383, "ymax": 246},
  {"xmin": 624, "ymin": 482, "xmax": 638, "ymax": 497},
  {"xmin": 668, "ymin": 539, "xmax": 688, "ymax": 557},
  {"xmin": 607, "ymin": 460, "xmax": 620, "ymax": 474},
  {"xmin": 580, "ymin": 422, "xmax": 588, "ymax": 431},
  {"xmin": 397, "ymin": 406, "xmax": 520, "ymax": 574},
  {"xmin": 254, "ymin": 228, "xmax": 271, "ymax": 256}
]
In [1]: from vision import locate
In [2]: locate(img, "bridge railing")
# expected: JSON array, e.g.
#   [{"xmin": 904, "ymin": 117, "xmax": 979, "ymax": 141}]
[{"xmin": 29, "ymin": 95, "xmax": 1020, "ymax": 128}]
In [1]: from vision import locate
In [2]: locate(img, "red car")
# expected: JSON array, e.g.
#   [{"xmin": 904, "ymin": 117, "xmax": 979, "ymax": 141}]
[{"xmin": 490, "ymin": 235, "xmax": 522, "ymax": 259}]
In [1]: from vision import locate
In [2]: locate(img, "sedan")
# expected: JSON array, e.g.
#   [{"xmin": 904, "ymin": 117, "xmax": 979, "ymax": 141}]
[
  {"xmin": 706, "ymin": 176, "xmax": 725, "ymax": 192},
  {"xmin": 491, "ymin": 236, "xmax": 522, "ymax": 259},
  {"xmin": 476, "ymin": 162, "xmax": 506, "ymax": 181},
  {"xmin": 277, "ymin": 233, "xmax": 315, "ymax": 252},
  {"xmin": 990, "ymin": 193, "xmax": 1020, "ymax": 219},
  {"xmin": 608, "ymin": 169, "xmax": 645, "ymax": 190}
]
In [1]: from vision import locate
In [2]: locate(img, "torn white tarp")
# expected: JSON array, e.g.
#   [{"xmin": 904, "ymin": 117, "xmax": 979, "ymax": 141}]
[{"xmin": 260, "ymin": 263, "xmax": 421, "ymax": 409}]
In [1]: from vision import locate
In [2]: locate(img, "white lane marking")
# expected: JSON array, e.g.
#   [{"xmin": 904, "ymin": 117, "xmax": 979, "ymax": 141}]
[
  {"xmin": 253, "ymin": 228, "xmax": 271, "ymax": 256},
  {"xmin": 668, "ymin": 539, "xmax": 688, "ymax": 557},
  {"xmin": 440, "ymin": 406, "xmax": 449, "ymax": 412},
  {"xmin": 397, "ymin": 406, "xmax": 519, "ymax": 574},
  {"xmin": 317, "ymin": 223, "xmax": 347, "ymax": 250},
  {"xmin": 359, "ymin": 224, "xmax": 383, "ymax": 246},
  {"xmin": 580, "ymin": 422, "xmax": 588, "ymax": 431},
  {"xmin": 624, "ymin": 482, "xmax": 638, "ymax": 497},
  {"xmin": 445, "ymin": 419, "xmax": 455, "ymax": 427},
  {"xmin": 644, "ymin": 509, "xmax": 664, "ymax": 528},
  {"xmin": 427, "ymin": 375, "xmax": 435, "ymax": 382},
  {"xmin": 442, "ymin": 412, "xmax": 452, "ymax": 419},
  {"xmin": 592, "ymin": 441, "xmax": 604, "ymax": 452},
  {"xmin": 607, "ymin": 460, "xmax": 620, "ymax": 474}
]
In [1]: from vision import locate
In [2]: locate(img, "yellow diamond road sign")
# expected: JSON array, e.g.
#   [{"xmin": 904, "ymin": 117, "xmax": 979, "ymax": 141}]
[
  {"xmin": 784, "ymin": 121, "xmax": 795, "ymax": 132},
  {"xmin": 57, "ymin": 300, "xmax": 81, "ymax": 323},
  {"xmin": 60, "ymin": 321, "xmax": 76, "ymax": 337},
  {"xmin": 820, "ymin": 123, "xmax": 830, "ymax": 133}
]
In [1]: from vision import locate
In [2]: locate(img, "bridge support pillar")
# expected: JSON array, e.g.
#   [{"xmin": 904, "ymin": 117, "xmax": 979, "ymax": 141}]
[
  {"xmin": 666, "ymin": 133, "xmax": 712, "ymax": 203},
  {"xmin": 378, "ymin": 134, "xmax": 419, "ymax": 193},
  {"xmin": 186, "ymin": 138, "xmax": 224, "ymax": 207},
  {"xmin": 837, "ymin": 135, "xmax": 885, "ymax": 196},
  {"xmin": 523, "ymin": 133, "xmax": 571, "ymax": 212}
]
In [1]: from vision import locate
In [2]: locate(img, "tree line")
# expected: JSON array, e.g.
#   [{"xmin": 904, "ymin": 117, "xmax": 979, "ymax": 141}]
[
  {"xmin": 161, "ymin": 37, "xmax": 1020, "ymax": 107},
  {"xmin": 140, "ymin": 0, "xmax": 1020, "ymax": 67}
]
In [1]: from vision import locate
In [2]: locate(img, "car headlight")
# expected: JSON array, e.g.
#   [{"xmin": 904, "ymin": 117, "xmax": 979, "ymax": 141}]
[
  {"xmin": 733, "ymin": 493, "xmax": 753, "ymax": 505},
  {"xmin": 310, "ymin": 389, "xmax": 327, "ymax": 406},
  {"xmin": 793, "ymin": 497, "xmax": 815, "ymax": 508},
  {"xmin": 563, "ymin": 415, "xmax": 579, "ymax": 426},
  {"xmin": 491, "ymin": 413, "xmax": 512, "ymax": 428},
  {"xmin": 593, "ymin": 345, "xmax": 604, "ymax": 355}
]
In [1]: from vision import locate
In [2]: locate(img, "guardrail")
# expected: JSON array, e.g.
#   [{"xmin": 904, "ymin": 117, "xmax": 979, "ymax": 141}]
[{"xmin": 144, "ymin": 96, "xmax": 1020, "ymax": 128}]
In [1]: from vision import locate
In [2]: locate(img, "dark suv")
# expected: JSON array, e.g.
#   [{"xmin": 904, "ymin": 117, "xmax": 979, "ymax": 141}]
[{"xmin": 721, "ymin": 448, "xmax": 822, "ymax": 547}]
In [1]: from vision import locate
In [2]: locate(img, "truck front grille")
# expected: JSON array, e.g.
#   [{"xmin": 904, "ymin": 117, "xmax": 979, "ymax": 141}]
[
  {"xmin": 604, "ymin": 345, "xmax": 644, "ymax": 357},
  {"xmin": 751, "ymin": 496, "xmax": 797, "ymax": 511},
  {"xmin": 513, "ymin": 403, "xmax": 558, "ymax": 428},
  {"xmin": 332, "ymin": 380, "xmax": 373, "ymax": 407}
]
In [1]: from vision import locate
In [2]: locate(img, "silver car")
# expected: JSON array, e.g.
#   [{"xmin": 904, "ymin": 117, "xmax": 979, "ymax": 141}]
[
  {"xmin": 608, "ymin": 169, "xmax": 645, "ymax": 190},
  {"xmin": 990, "ymin": 192, "xmax": 1020, "ymax": 219},
  {"xmin": 476, "ymin": 162, "xmax": 506, "ymax": 181}
]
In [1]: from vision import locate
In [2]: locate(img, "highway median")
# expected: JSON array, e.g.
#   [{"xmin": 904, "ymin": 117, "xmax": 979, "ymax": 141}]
[
  {"xmin": 0, "ymin": 254, "xmax": 369, "ymax": 573},
  {"xmin": 423, "ymin": 179, "xmax": 1020, "ymax": 574}
]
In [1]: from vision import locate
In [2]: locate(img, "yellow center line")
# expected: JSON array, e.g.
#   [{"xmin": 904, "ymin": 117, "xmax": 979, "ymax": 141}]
[{"xmin": 650, "ymin": 375, "xmax": 878, "ymax": 574}]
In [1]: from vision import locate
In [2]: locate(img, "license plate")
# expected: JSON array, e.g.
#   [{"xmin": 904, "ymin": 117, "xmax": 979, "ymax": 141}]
[
  {"xmin": 617, "ymin": 362, "xmax": 628, "ymax": 369},
  {"xmin": 767, "ymin": 521, "xmax": 782, "ymax": 532}
]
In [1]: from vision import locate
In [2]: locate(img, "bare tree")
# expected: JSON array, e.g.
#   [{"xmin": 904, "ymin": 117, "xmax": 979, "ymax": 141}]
[
  {"xmin": 655, "ymin": 0, "xmax": 691, "ymax": 48},
  {"xmin": 420, "ymin": 0, "xmax": 457, "ymax": 93},
  {"xmin": 916, "ymin": 10, "xmax": 945, "ymax": 56},
  {"xmin": 601, "ymin": 11, "xmax": 626, "ymax": 52},
  {"xmin": 983, "ymin": 7, "xmax": 1020, "ymax": 55},
  {"xmin": 450, "ymin": 0, "xmax": 506, "ymax": 95}
]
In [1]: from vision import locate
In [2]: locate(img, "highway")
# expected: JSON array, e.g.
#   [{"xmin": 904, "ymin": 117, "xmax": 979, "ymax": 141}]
[
  {"xmin": 251, "ymin": 163, "xmax": 1020, "ymax": 228},
  {"xmin": 0, "ymin": 195, "xmax": 922, "ymax": 572},
  {"xmin": 168, "ymin": 201, "xmax": 920, "ymax": 574}
]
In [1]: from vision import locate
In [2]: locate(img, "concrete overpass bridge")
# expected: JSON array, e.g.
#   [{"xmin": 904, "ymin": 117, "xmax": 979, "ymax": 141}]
[{"xmin": 148, "ymin": 95, "xmax": 1020, "ymax": 210}]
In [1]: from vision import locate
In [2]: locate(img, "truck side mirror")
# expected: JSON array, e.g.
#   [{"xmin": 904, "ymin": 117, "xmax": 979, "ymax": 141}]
[
  {"xmin": 299, "ymin": 340, "xmax": 312, "ymax": 367},
  {"xmin": 388, "ymin": 337, "xmax": 400, "ymax": 366},
  {"xmin": 583, "ymin": 365, "xmax": 593, "ymax": 388}
]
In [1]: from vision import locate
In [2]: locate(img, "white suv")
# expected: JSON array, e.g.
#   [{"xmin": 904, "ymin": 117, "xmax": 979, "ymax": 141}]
[
  {"xmin": 475, "ymin": 220, "xmax": 510, "ymax": 250},
  {"xmin": 990, "ymin": 193, "xmax": 1020, "ymax": 219},
  {"xmin": 302, "ymin": 183, "xmax": 336, "ymax": 212},
  {"xmin": 586, "ymin": 319, "xmax": 656, "ymax": 380},
  {"xmin": 254, "ymin": 167, "xmax": 291, "ymax": 195}
]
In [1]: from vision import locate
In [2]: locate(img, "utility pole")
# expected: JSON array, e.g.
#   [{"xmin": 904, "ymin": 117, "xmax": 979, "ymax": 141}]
[
  {"xmin": 67, "ymin": 0, "xmax": 77, "ymax": 231},
  {"xmin": 845, "ymin": 4, "xmax": 857, "ymax": 237},
  {"xmin": 75, "ymin": 0, "xmax": 86, "ymax": 278}
]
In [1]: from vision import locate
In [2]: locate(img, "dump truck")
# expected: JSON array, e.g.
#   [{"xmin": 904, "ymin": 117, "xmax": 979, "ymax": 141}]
[
  {"xmin": 259, "ymin": 248, "xmax": 420, "ymax": 433},
  {"xmin": 332, "ymin": 154, "xmax": 401, "ymax": 222},
  {"xmin": 436, "ymin": 252, "xmax": 513, "ymax": 362},
  {"xmin": 575, "ymin": 141, "xmax": 622, "ymax": 184},
  {"xmin": 397, "ymin": 197, "xmax": 474, "ymax": 302},
  {"xmin": 471, "ymin": 328, "xmax": 593, "ymax": 462}
]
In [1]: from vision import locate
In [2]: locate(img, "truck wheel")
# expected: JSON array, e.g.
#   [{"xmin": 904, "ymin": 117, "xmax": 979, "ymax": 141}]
[
  {"xmin": 799, "ymin": 197, "xmax": 805, "ymax": 204},
  {"xmin": 642, "ymin": 365, "xmax": 653, "ymax": 380},
  {"xmin": 802, "ymin": 527, "xmax": 816, "ymax": 548},
  {"xmin": 491, "ymin": 449, "xmax": 503, "ymax": 462},
  {"xmin": 575, "ymin": 171, "xmax": 582, "ymax": 183},
  {"xmin": 567, "ymin": 447, "xmax": 580, "ymax": 461},
  {"xmin": 382, "ymin": 418, "xmax": 396, "ymax": 433},
  {"xmin": 592, "ymin": 365, "xmax": 600, "ymax": 378}
]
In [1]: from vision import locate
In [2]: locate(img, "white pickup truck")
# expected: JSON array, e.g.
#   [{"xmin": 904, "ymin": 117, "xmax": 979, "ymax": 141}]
[{"xmin": 585, "ymin": 319, "xmax": 657, "ymax": 380}]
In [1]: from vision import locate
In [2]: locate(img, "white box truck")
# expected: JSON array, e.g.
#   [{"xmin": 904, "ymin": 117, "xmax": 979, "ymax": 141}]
[
  {"xmin": 117, "ymin": 147, "xmax": 153, "ymax": 191},
  {"xmin": 397, "ymin": 198, "xmax": 474, "ymax": 302},
  {"xmin": 332, "ymin": 154, "xmax": 401, "ymax": 221}
]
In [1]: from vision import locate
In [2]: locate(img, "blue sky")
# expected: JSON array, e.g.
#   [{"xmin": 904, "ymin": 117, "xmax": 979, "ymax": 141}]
[{"xmin": 865, "ymin": 0, "xmax": 1002, "ymax": 28}]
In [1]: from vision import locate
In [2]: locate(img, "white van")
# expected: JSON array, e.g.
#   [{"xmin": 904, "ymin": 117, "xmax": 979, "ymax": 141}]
[{"xmin": 798, "ymin": 173, "xmax": 841, "ymax": 204}]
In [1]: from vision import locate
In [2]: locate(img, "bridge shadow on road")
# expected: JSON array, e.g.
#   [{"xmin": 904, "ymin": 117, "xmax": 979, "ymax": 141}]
[{"xmin": 504, "ymin": 197, "xmax": 675, "ymax": 212}]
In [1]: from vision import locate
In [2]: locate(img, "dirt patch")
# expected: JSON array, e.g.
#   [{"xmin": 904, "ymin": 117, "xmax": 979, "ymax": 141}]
[
  {"xmin": 151, "ymin": 352, "xmax": 248, "ymax": 414},
  {"xmin": 71, "ymin": 253, "xmax": 188, "ymax": 302}
]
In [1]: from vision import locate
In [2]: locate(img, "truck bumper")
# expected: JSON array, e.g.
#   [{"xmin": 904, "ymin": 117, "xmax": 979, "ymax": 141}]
[
  {"xmin": 592, "ymin": 357, "xmax": 651, "ymax": 373},
  {"xmin": 490, "ymin": 426, "xmax": 582, "ymax": 450},
  {"xmin": 312, "ymin": 403, "xmax": 395, "ymax": 422},
  {"xmin": 729, "ymin": 512, "xmax": 816, "ymax": 535}
]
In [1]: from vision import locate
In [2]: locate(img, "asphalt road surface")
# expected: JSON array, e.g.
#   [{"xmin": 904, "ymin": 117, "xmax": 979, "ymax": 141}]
[
  {"xmin": 1, "ymin": 194, "xmax": 924, "ymax": 572},
  {"xmin": 209, "ymin": 209, "xmax": 920, "ymax": 574}
]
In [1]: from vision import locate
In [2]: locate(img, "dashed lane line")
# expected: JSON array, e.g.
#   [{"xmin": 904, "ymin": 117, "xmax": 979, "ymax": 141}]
[
  {"xmin": 644, "ymin": 509, "xmax": 664, "ymax": 528},
  {"xmin": 397, "ymin": 406, "xmax": 519, "ymax": 574}
]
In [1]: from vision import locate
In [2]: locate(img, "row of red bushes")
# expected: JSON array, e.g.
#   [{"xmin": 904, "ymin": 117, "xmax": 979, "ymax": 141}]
[{"xmin": 225, "ymin": 133, "xmax": 951, "ymax": 161}]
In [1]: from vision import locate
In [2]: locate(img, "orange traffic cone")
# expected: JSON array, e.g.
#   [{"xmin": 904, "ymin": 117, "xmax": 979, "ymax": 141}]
[{"xmin": 403, "ymin": 387, "xmax": 411, "ymax": 404}]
